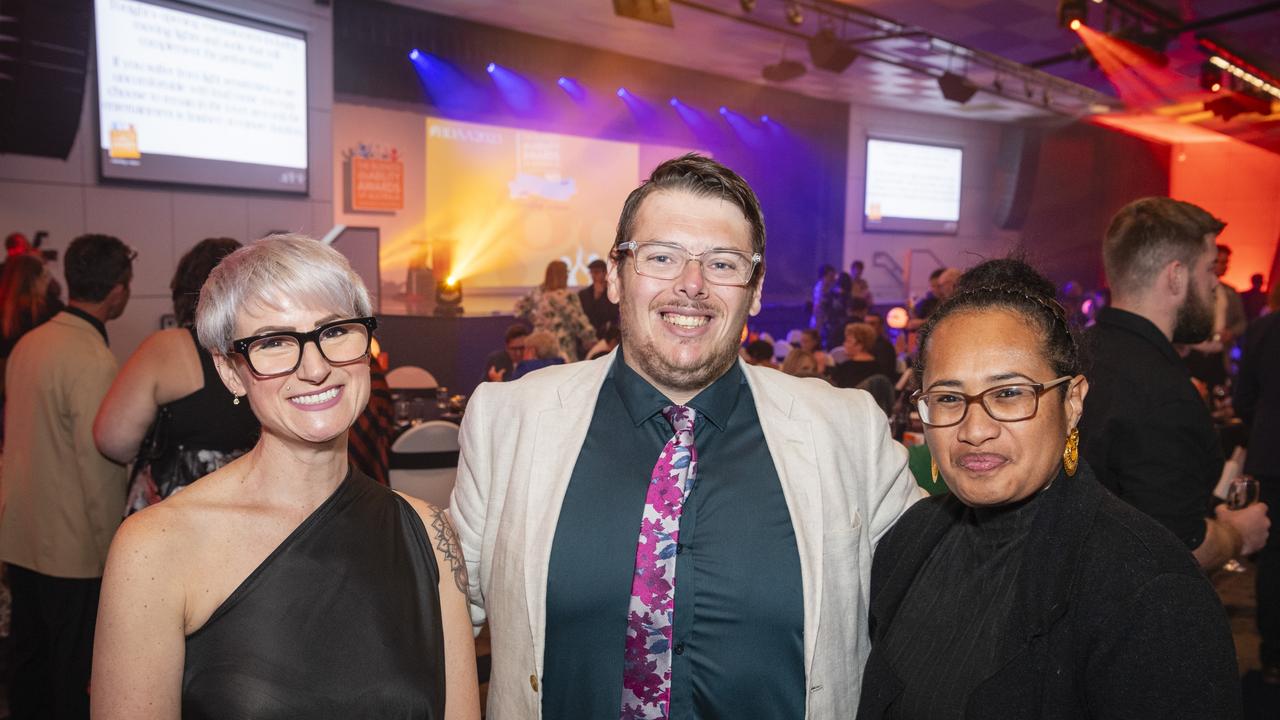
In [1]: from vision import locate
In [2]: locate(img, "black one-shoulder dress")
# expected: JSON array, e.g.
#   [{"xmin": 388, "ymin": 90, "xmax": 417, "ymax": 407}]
[{"xmin": 182, "ymin": 467, "xmax": 445, "ymax": 719}]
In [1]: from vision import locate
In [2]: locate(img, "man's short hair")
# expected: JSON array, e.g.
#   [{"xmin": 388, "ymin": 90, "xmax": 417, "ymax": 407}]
[
  {"xmin": 1216, "ymin": 244, "xmax": 1231, "ymax": 256},
  {"xmin": 524, "ymin": 330, "xmax": 559, "ymax": 360},
  {"xmin": 64, "ymin": 234, "xmax": 135, "ymax": 302},
  {"xmin": 1104, "ymin": 197, "xmax": 1225, "ymax": 295},
  {"xmin": 505, "ymin": 323, "xmax": 531, "ymax": 344},
  {"xmin": 613, "ymin": 153, "xmax": 765, "ymax": 285},
  {"xmin": 928, "ymin": 267, "xmax": 946, "ymax": 282},
  {"xmin": 587, "ymin": 259, "xmax": 607, "ymax": 272}
]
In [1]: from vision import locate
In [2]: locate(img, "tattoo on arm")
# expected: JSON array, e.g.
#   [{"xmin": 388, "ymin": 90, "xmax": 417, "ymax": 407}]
[{"xmin": 429, "ymin": 506, "xmax": 468, "ymax": 595}]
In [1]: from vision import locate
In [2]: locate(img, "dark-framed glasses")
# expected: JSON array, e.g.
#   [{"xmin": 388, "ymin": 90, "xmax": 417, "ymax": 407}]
[
  {"xmin": 912, "ymin": 376, "xmax": 1072, "ymax": 427},
  {"xmin": 616, "ymin": 240, "xmax": 761, "ymax": 286},
  {"xmin": 231, "ymin": 316, "xmax": 377, "ymax": 378}
]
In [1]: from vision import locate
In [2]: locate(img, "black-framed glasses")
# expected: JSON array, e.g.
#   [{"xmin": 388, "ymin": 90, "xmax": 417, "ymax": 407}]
[
  {"xmin": 231, "ymin": 316, "xmax": 377, "ymax": 378},
  {"xmin": 616, "ymin": 240, "xmax": 761, "ymax": 286},
  {"xmin": 911, "ymin": 376, "xmax": 1072, "ymax": 428}
]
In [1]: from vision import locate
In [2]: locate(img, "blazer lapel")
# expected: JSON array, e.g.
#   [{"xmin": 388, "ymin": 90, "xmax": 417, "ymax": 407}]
[
  {"xmin": 742, "ymin": 365, "xmax": 825, "ymax": 679},
  {"xmin": 521, "ymin": 352, "xmax": 615, "ymax": 677}
]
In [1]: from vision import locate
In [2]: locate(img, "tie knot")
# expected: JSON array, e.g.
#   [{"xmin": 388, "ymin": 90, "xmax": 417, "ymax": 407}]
[{"xmin": 662, "ymin": 405, "xmax": 695, "ymax": 433}]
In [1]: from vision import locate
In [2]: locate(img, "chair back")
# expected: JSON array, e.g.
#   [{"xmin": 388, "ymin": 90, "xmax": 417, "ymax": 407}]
[
  {"xmin": 389, "ymin": 420, "xmax": 459, "ymax": 507},
  {"xmin": 387, "ymin": 365, "xmax": 438, "ymax": 389}
]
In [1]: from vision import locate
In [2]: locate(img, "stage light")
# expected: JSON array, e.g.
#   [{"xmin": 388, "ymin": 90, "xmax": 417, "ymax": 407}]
[
  {"xmin": 762, "ymin": 60, "xmax": 806, "ymax": 82},
  {"xmin": 937, "ymin": 72, "xmax": 978, "ymax": 104},
  {"xmin": 719, "ymin": 106, "xmax": 728, "ymax": 115},
  {"xmin": 1058, "ymin": 0, "xmax": 1087, "ymax": 29},
  {"xmin": 761, "ymin": 115, "xmax": 770, "ymax": 123},
  {"xmin": 409, "ymin": 49, "xmax": 421, "ymax": 61},
  {"xmin": 558, "ymin": 77, "xmax": 569, "ymax": 87},
  {"xmin": 784, "ymin": 2, "xmax": 803, "ymax": 26},
  {"xmin": 808, "ymin": 27, "xmax": 858, "ymax": 73},
  {"xmin": 617, "ymin": 87, "xmax": 628, "ymax": 97},
  {"xmin": 669, "ymin": 97, "xmax": 680, "ymax": 106},
  {"xmin": 1200, "ymin": 60, "xmax": 1223, "ymax": 92},
  {"xmin": 1211, "ymin": 83, "xmax": 1221, "ymax": 92},
  {"xmin": 886, "ymin": 307, "xmax": 909, "ymax": 330},
  {"xmin": 434, "ymin": 277, "xmax": 463, "ymax": 317},
  {"xmin": 486, "ymin": 62, "xmax": 496, "ymax": 73}
]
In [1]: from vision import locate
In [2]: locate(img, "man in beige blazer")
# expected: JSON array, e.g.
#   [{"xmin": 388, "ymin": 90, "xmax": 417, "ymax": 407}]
[
  {"xmin": 1, "ymin": 233, "xmax": 134, "ymax": 720},
  {"xmin": 452, "ymin": 155, "xmax": 919, "ymax": 719}
]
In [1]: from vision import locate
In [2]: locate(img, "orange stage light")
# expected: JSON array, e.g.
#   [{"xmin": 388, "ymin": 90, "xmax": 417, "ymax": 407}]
[{"xmin": 1069, "ymin": 19, "xmax": 1082, "ymax": 31}]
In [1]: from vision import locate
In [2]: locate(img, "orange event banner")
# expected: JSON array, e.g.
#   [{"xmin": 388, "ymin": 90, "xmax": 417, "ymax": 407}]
[{"xmin": 351, "ymin": 157, "xmax": 404, "ymax": 211}]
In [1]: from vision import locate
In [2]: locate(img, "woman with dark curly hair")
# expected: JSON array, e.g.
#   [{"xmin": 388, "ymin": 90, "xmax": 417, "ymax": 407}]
[
  {"xmin": 94, "ymin": 238, "xmax": 259, "ymax": 511},
  {"xmin": 857, "ymin": 258, "xmax": 1240, "ymax": 719}
]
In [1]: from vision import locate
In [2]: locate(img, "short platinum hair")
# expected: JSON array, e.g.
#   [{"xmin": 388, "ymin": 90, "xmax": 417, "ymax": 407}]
[{"xmin": 196, "ymin": 233, "xmax": 372, "ymax": 354}]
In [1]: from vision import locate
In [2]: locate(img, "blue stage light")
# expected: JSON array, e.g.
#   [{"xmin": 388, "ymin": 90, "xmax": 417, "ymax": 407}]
[
  {"xmin": 761, "ymin": 114, "xmax": 770, "ymax": 123},
  {"xmin": 617, "ymin": 87, "xmax": 628, "ymax": 98},
  {"xmin": 558, "ymin": 77, "xmax": 569, "ymax": 87},
  {"xmin": 719, "ymin": 106, "xmax": 729, "ymax": 115},
  {"xmin": 486, "ymin": 62, "xmax": 497, "ymax": 74},
  {"xmin": 409, "ymin": 49, "xmax": 421, "ymax": 61},
  {"xmin": 670, "ymin": 97, "xmax": 680, "ymax": 106}
]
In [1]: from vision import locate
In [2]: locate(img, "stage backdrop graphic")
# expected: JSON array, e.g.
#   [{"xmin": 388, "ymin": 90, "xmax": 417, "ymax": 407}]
[{"xmin": 378, "ymin": 117, "xmax": 697, "ymax": 313}]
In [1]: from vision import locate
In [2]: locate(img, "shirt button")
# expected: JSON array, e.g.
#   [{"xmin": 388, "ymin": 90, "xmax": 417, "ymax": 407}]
[{"xmin": 674, "ymin": 642, "xmax": 685, "ymax": 655}]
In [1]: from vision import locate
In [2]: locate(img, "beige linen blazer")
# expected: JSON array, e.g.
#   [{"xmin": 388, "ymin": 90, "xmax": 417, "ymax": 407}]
[
  {"xmin": 0, "ymin": 312, "xmax": 126, "ymax": 578},
  {"xmin": 451, "ymin": 351, "xmax": 920, "ymax": 719}
]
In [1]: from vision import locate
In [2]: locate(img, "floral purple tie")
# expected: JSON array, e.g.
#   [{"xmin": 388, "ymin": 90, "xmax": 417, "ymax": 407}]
[{"xmin": 620, "ymin": 405, "xmax": 698, "ymax": 720}]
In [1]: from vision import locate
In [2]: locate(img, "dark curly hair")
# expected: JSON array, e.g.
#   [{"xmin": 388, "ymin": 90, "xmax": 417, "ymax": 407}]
[
  {"xmin": 913, "ymin": 257, "xmax": 1083, "ymax": 389},
  {"xmin": 171, "ymin": 237, "xmax": 241, "ymax": 327}
]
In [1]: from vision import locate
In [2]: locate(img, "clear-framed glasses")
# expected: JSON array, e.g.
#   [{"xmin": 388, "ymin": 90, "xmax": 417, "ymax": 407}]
[
  {"xmin": 911, "ymin": 376, "xmax": 1072, "ymax": 428},
  {"xmin": 616, "ymin": 240, "xmax": 761, "ymax": 286},
  {"xmin": 231, "ymin": 316, "xmax": 378, "ymax": 378}
]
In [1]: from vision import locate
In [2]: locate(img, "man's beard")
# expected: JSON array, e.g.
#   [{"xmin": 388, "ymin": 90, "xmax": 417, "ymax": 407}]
[
  {"xmin": 1172, "ymin": 282, "xmax": 1215, "ymax": 344},
  {"xmin": 621, "ymin": 304, "xmax": 748, "ymax": 395}
]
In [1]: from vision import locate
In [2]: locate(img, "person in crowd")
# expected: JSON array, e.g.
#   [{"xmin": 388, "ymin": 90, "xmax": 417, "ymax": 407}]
[
  {"xmin": 780, "ymin": 348, "xmax": 821, "ymax": 378},
  {"xmin": 0, "ymin": 253, "xmax": 61, "ymax": 442},
  {"xmin": 4, "ymin": 231, "xmax": 31, "ymax": 260},
  {"xmin": 451, "ymin": 154, "xmax": 919, "ymax": 719},
  {"xmin": 829, "ymin": 322, "xmax": 882, "ymax": 389},
  {"xmin": 849, "ymin": 259, "xmax": 873, "ymax": 317},
  {"xmin": 911, "ymin": 267, "xmax": 948, "ymax": 321},
  {"xmin": 578, "ymin": 258, "xmax": 620, "ymax": 338},
  {"xmin": 864, "ymin": 312, "xmax": 897, "ymax": 379},
  {"xmin": 795, "ymin": 327, "xmax": 832, "ymax": 373},
  {"xmin": 744, "ymin": 338, "xmax": 777, "ymax": 368},
  {"xmin": 348, "ymin": 350, "xmax": 394, "ymax": 486},
  {"xmin": 515, "ymin": 259, "xmax": 596, "ymax": 361},
  {"xmin": 1241, "ymin": 272, "xmax": 1267, "ymax": 322},
  {"xmin": 1081, "ymin": 197, "xmax": 1269, "ymax": 570},
  {"xmin": 810, "ymin": 263, "xmax": 836, "ymax": 330},
  {"xmin": 0, "ymin": 234, "xmax": 134, "ymax": 720},
  {"xmin": 858, "ymin": 257, "xmax": 1241, "ymax": 719},
  {"xmin": 822, "ymin": 271, "xmax": 855, "ymax": 349},
  {"xmin": 94, "ymin": 238, "xmax": 260, "ymax": 513},
  {"xmin": 510, "ymin": 329, "xmax": 566, "ymax": 380},
  {"xmin": 1235, "ymin": 282, "xmax": 1280, "ymax": 684},
  {"xmin": 483, "ymin": 323, "xmax": 530, "ymax": 382},
  {"xmin": 1185, "ymin": 243, "xmax": 1247, "ymax": 386},
  {"xmin": 91, "ymin": 234, "xmax": 479, "ymax": 719},
  {"xmin": 586, "ymin": 323, "xmax": 621, "ymax": 360}
]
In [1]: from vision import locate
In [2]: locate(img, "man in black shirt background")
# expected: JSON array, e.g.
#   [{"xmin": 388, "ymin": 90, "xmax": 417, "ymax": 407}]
[
  {"xmin": 1081, "ymin": 197, "xmax": 1268, "ymax": 570},
  {"xmin": 577, "ymin": 258, "xmax": 619, "ymax": 339}
]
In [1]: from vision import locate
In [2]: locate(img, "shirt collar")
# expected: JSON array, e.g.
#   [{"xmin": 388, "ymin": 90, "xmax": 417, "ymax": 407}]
[
  {"xmin": 62, "ymin": 307, "xmax": 108, "ymax": 345},
  {"xmin": 612, "ymin": 346, "xmax": 742, "ymax": 432},
  {"xmin": 1096, "ymin": 307, "xmax": 1178, "ymax": 365}
]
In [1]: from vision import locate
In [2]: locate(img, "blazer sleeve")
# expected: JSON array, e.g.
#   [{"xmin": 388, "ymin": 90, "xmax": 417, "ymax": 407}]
[
  {"xmin": 1084, "ymin": 572, "xmax": 1241, "ymax": 719},
  {"xmin": 851, "ymin": 390, "xmax": 922, "ymax": 547},
  {"xmin": 450, "ymin": 381, "xmax": 493, "ymax": 632},
  {"xmin": 70, "ymin": 350, "xmax": 127, "ymax": 567}
]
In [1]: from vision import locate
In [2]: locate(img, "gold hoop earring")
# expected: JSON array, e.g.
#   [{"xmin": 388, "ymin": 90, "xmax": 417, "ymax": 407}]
[
  {"xmin": 1063, "ymin": 427, "xmax": 1079, "ymax": 477},
  {"xmin": 930, "ymin": 456, "xmax": 939, "ymax": 484}
]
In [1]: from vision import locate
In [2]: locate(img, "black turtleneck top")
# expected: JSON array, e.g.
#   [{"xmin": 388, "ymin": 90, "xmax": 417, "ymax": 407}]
[{"xmin": 880, "ymin": 483, "xmax": 1047, "ymax": 720}]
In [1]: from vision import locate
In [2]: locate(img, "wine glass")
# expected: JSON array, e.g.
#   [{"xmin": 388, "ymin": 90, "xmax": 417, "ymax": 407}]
[{"xmin": 1222, "ymin": 475, "xmax": 1260, "ymax": 573}]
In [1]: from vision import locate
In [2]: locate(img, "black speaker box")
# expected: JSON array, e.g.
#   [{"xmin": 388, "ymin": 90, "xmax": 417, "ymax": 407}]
[{"xmin": 0, "ymin": 0, "xmax": 93, "ymax": 159}]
